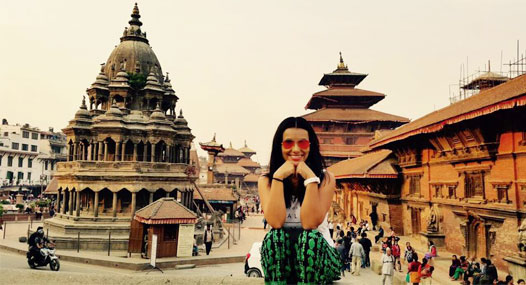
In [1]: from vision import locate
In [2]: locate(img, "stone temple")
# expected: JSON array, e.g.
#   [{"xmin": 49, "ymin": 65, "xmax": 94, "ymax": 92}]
[{"xmin": 44, "ymin": 4, "xmax": 197, "ymax": 250}]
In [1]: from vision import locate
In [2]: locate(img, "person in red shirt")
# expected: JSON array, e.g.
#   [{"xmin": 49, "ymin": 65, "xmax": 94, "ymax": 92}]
[
  {"xmin": 407, "ymin": 257, "xmax": 422, "ymax": 285},
  {"xmin": 391, "ymin": 238, "xmax": 402, "ymax": 272}
]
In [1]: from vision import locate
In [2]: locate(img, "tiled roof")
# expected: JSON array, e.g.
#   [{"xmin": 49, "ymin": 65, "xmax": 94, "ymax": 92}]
[
  {"xmin": 327, "ymin": 149, "xmax": 397, "ymax": 179},
  {"xmin": 43, "ymin": 178, "xmax": 59, "ymax": 194},
  {"xmin": 243, "ymin": 173, "xmax": 260, "ymax": 183},
  {"xmin": 134, "ymin": 198, "xmax": 197, "ymax": 223},
  {"xmin": 320, "ymin": 150, "xmax": 363, "ymax": 158},
  {"xmin": 218, "ymin": 148, "xmax": 245, "ymax": 157},
  {"xmin": 215, "ymin": 163, "xmax": 250, "ymax": 175},
  {"xmin": 370, "ymin": 74, "xmax": 526, "ymax": 148},
  {"xmin": 312, "ymin": 87, "xmax": 385, "ymax": 98},
  {"xmin": 237, "ymin": 158, "xmax": 260, "ymax": 168},
  {"xmin": 302, "ymin": 108, "xmax": 410, "ymax": 123},
  {"xmin": 193, "ymin": 187, "xmax": 238, "ymax": 202}
]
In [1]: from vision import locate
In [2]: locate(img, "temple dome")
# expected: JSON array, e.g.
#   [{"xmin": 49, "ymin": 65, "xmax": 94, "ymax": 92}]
[{"xmin": 103, "ymin": 4, "xmax": 164, "ymax": 84}]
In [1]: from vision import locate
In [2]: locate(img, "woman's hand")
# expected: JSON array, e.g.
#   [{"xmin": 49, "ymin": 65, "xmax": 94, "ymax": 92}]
[
  {"xmin": 296, "ymin": 161, "xmax": 316, "ymax": 180},
  {"xmin": 273, "ymin": 160, "xmax": 296, "ymax": 180}
]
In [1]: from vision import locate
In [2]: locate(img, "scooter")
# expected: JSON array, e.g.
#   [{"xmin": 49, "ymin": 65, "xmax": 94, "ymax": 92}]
[{"xmin": 27, "ymin": 242, "xmax": 60, "ymax": 271}]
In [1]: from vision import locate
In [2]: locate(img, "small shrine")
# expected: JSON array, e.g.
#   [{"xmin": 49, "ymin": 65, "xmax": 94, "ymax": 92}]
[{"xmin": 128, "ymin": 198, "xmax": 197, "ymax": 258}]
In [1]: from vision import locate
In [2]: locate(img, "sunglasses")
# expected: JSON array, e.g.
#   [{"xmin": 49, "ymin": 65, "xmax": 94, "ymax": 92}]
[{"xmin": 282, "ymin": 139, "xmax": 310, "ymax": 150}]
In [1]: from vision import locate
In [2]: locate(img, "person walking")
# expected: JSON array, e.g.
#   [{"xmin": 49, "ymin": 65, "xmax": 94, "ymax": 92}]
[
  {"xmin": 204, "ymin": 224, "xmax": 214, "ymax": 255},
  {"xmin": 349, "ymin": 237, "xmax": 365, "ymax": 276},
  {"xmin": 359, "ymin": 232, "xmax": 372, "ymax": 268},
  {"xmin": 381, "ymin": 247, "xmax": 395, "ymax": 285},
  {"xmin": 391, "ymin": 238, "xmax": 402, "ymax": 271}
]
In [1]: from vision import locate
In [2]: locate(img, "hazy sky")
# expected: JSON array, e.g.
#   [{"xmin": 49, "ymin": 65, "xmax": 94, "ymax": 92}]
[{"xmin": 1, "ymin": 0, "xmax": 525, "ymax": 165}]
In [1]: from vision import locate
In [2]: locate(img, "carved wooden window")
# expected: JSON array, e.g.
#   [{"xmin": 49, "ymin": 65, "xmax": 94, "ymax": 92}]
[
  {"xmin": 345, "ymin": 137, "xmax": 357, "ymax": 145},
  {"xmin": 494, "ymin": 184, "xmax": 510, "ymax": 203},
  {"xmin": 465, "ymin": 171, "xmax": 485, "ymax": 198},
  {"xmin": 409, "ymin": 175, "xmax": 421, "ymax": 195},
  {"xmin": 433, "ymin": 185, "xmax": 442, "ymax": 198},
  {"xmin": 448, "ymin": 185, "xmax": 457, "ymax": 199}
]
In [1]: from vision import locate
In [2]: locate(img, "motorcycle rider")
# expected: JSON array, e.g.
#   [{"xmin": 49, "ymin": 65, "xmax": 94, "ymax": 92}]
[{"xmin": 28, "ymin": 226, "xmax": 49, "ymax": 263}]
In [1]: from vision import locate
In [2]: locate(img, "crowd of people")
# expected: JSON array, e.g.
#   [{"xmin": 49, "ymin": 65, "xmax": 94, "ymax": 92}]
[{"xmin": 326, "ymin": 218, "xmax": 520, "ymax": 285}]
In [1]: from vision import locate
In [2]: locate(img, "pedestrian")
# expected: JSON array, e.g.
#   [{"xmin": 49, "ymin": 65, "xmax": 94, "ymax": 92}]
[
  {"xmin": 449, "ymin": 255, "xmax": 461, "ymax": 278},
  {"xmin": 407, "ymin": 255, "xmax": 422, "ymax": 285},
  {"xmin": 204, "ymin": 224, "xmax": 214, "ymax": 255},
  {"xmin": 349, "ymin": 237, "xmax": 365, "ymax": 276},
  {"xmin": 336, "ymin": 239, "xmax": 347, "ymax": 277},
  {"xmin": 359, "ymin": 232, "xmax": 372, "ymax": 267},
  {"xmin": 381, "ymin": 247, "xmax": 395, "ymax": 285},
  {"xmin": 391, "ymin": 237, "xmax": 402, "ymax": 271},
  {"xmin": 328, "ymin": 220, "xmax": 334, "ymax": 238},
  {"xmin": 419, "ymin": 257, "xmax": 434, "ymax": 285},
  {"xmin": 263, "ymin": 218, "xmax": 268, "ymax": 229},
  {"xmin": 375, "ymin": 226, "xmax": 384, "ymax": 244},
  {"xmin": 404, "ymin": 242, "xmax": 418, "ymax": 265},
  {"xmin": 258, "ymin": 117, "xmax": 342, "ymax": 284},
  {"xmin": 451, "ymin": 255, "xmax": 468, "ymax": 281}
]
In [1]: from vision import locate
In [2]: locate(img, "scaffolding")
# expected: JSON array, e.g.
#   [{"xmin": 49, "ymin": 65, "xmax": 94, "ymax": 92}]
[{"xmin": 449, "ymin": 41, "xmax": 526, "ymax": 104}]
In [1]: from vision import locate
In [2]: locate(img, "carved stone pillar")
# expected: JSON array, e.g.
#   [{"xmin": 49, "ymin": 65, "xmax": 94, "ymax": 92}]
[
  {"xmin": 75, "ymin": 189, "xmax": 81, "ymax": 217},
  {"xmin": 93, "ymin": 191, "xmax": 99, "ymax": 217},
  {"xmin": 112, "ymin": 192, "xmax": 118, "ymax": 218},
  {"xmin": 116, "ymin": 141, "xmax": 121, "ymax": 161},
  {"xmin": 151, "ymin": 143, "xmax": 156, "ymax": 162},
  {"xmin": 98, "ymin": 141, "xmax": 103, "ymax": 161},
  {"xmin": 87, "ymin": 143, "xmax": 92, "ymax": 161},
  {"xmin": 66, "ymin": 144, "xmax": 71, "ymax": 161},
  {"xmin": 143, "ymin": 144, "xmax": 147, "ymax": 162},
  {"xmin": 62, "ymin": 190, "xmax": 67, "ymax": 214},
  {"xmin": 133, "ymin": 143, "xmax": 138, "ymax": 161},
  {"xmin": 103, "ymin": 141, "xmax": 108, "ymax": 161},
  {"xmin": 149, "ymin": 192, "xmax": 154, "ymax": 204},
  {"xmin": 56, "ymin": 190, "xmax": 61, "ymax": 213},
  {"xmin": 72, "ymin": 143, "xmax": 77, "ymax": 161},
  {"xmin": 131, "ymin": 192, "xmax": 137, "ymax": 217},
  {"xmin": 68, "ymin": 189, "xmax": 74, "ymax": 215},
  {"xmin": 121, "ymin": 141, "xmax": 126, "ymax": 161}
]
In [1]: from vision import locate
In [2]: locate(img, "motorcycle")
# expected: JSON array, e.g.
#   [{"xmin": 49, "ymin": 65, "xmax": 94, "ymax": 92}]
[{"xmin": 27, "ymin": 242, "xmax": 60, "ymax": 271}]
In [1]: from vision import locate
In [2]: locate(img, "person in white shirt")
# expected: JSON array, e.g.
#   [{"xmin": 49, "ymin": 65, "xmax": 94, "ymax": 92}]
[
  {"xmin": 381, "ymin": 247, "xmax": 395, "ymax": 285},
  {"xmin": 349, "ymin": 238, "xmax": 365, "ymax": 276}
]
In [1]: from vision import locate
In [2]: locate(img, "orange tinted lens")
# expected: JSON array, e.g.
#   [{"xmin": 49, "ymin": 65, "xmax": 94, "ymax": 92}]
[
  {"xmin": 298, "ymin": 139, "xmax": 310, "ymax": 149},
  {"xmin": 282, "ymin": 140, "xmax": 294, "ymax": 149}
]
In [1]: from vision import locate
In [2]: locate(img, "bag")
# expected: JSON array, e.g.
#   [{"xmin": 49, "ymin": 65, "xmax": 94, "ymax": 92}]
[{"xmin": 405, "ymin": 273, "xmax": 410, "ymax": 283}]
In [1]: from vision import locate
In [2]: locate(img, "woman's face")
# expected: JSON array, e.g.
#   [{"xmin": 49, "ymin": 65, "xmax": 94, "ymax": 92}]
[{"xmin": 281, "ymin": 128, "xmax": 310, "ymax": 166}]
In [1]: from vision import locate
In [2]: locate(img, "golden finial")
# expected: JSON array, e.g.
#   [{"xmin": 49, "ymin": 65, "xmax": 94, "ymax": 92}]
[{"xmin": 337, "ymin": 52, "xmax": 348, "ymax": 70}]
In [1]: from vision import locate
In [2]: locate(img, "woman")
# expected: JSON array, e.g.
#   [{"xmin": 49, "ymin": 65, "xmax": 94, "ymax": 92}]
[
  {"xmin": 407, "ymin": 257, "xmax": 422, "ymax": 284},
  {"xmin": 452, "ymin": 256, "xmax": 469, "ymax": 280},
  {"xmin": 258, "ymin": 117, "xmax": 341, "ymax": 284},
  {"xmin": 449, "ymin": 255, "xmax": 461, "ymax": 278}
]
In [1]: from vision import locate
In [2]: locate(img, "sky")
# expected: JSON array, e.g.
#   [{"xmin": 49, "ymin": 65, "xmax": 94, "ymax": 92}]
[{"xmin": 1, "ymin": 0, "xmax": 525, "ymax": 165}]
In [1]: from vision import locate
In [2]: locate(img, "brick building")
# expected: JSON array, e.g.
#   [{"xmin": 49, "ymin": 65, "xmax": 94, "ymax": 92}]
[{"xmin": 330, "ymin": 73, "xmax": 526, "ymax": 270}]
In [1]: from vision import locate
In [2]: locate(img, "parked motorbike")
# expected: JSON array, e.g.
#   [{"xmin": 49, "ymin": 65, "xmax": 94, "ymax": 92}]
[{"xmin": 27, "ymin": 242, "xmax": 60, "ymax": 271}]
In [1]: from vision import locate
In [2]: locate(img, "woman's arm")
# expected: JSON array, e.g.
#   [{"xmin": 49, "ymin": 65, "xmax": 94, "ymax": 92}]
[
  {"xmin": 300, "ymin": 166, "xmax": 336, "ymax": 229},
  {"xmin": 258, "ymin": 175, "xmax": 286, "ymax": 229}
]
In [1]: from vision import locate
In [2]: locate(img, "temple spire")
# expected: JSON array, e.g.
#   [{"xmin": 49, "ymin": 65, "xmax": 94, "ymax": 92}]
[
  {"xmin": 337, "ymin": 52, "xmax": 348, "ymax": 70},
  {"xmin": 129, "ymin": 3, "xmax": 143, "ymax": 27}
]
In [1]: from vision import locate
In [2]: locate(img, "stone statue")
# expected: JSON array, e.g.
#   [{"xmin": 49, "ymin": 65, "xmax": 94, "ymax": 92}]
[
  {"xmin": 519, "ymin": 218, "xmax": 526, "ymax": 257},
  {"xmin": 427, "ymin": 206, "xmax": 439, "ymax": 233}
]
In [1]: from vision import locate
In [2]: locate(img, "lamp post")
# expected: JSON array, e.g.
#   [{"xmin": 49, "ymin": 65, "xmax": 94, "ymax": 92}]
[{"xmin": 40, "ymin": 174, "xmax": 46, "ymax": 198}]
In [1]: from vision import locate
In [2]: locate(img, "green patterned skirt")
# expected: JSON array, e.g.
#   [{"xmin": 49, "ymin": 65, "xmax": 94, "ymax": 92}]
[{"xmin": 261, "ymin": 228, "xmax": 342, "ymax": 285}]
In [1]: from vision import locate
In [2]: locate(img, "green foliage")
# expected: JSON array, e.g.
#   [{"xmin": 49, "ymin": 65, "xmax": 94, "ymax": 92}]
[
  {"xmin": 0, "ymin": 204, "xmax": 3, "ymax": 216},
  {"xmin": 36, "ymin": 199, "xmax": 51, "ymax": 208},
  {"xmin": 127, "ymin": 72, "xmax": 147, "ymax": 90},
  {"xmin": 15, "ymin": 204, "xmax": 24, "ymax": 210},
  {"xmin": 1, "ymin": 200, "xmax": 10, "ymax": 205}
]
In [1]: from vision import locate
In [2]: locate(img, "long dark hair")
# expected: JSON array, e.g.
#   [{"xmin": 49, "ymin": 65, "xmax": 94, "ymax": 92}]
[{"xmin": 266, "ymin": 117, "xmax": 326, "ymax": 207}]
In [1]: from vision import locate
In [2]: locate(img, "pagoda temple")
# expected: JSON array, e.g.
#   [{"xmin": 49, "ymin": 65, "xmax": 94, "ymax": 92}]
[
  {"xmin": 44, "ymin": 4, "xmax": 197, "ymax": 250},
  {"xmin": 302, "ymin": 53, "xmax": 409, "ymax": 166}
]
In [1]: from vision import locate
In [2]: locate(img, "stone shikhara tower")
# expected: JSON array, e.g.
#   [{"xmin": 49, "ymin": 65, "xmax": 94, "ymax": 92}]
[{"xmin": 45, "ymin": 4, "xmax": 196, "ymax": 250}]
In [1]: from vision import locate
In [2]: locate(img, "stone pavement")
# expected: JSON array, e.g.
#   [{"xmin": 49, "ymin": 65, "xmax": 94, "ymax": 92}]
[{"xmin": 0, "ymin": 215, "xmax": 383, "ymax": 283}]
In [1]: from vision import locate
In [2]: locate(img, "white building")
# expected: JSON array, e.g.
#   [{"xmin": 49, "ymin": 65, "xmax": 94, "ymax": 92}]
[{"xmin": 0, "ymin": 119, "xmax": 67, "ymax": 189}]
